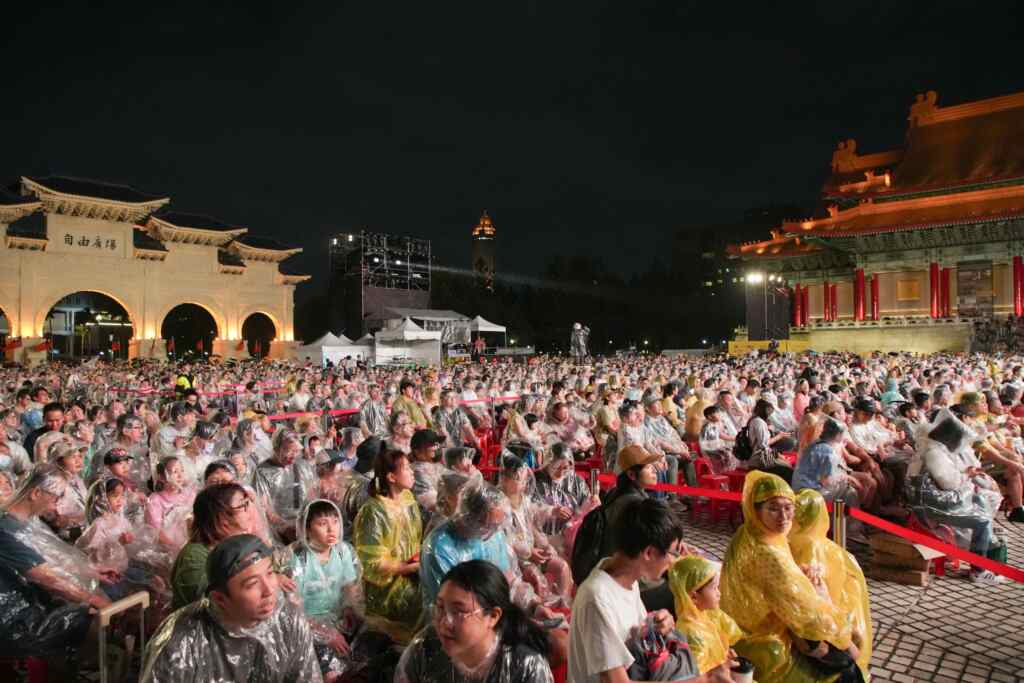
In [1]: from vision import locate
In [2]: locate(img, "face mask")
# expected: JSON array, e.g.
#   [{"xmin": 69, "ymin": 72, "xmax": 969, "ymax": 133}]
[
  {"xmin": 0, "ymin": 455, "xmax": 11, "ymax": 470},
  {"xmin": 202, "ymin": 442, "xmax": 215, "ymax": 455}
]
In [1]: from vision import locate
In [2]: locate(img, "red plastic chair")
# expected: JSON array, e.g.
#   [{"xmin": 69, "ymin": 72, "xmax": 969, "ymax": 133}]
[
  {"xmin": 690, "ymin": 472, "xmax": 731, "ymax": 524},
  {"xmin": 724, "ymin": 469, "xmax": 749, "ymax": 493}
]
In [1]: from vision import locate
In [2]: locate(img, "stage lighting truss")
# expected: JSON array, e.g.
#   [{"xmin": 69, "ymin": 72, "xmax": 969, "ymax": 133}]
[{"xmin": 329, "ymin": 230, "xmax": 431, "ymax": 291}]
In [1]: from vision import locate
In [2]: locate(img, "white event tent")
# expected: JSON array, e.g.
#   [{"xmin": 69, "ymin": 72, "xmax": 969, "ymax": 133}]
[
  {"xmin": 374, "ymin": 318, "xmax": 442, "ymax": 365},
  {"xmin": 296, "ymin": 332, "xmax": 373, "ymax": 366}
]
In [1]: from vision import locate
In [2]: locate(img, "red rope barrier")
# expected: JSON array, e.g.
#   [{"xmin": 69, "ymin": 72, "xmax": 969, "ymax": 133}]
[{"xmin": 849, "ymin": 507, "xmax": 1024, "ymax": 584}]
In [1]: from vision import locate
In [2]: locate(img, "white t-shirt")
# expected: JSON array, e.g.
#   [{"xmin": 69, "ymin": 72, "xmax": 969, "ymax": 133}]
[{"xmin": 567, "ymin": 558, "xmax": 648, "ymax": 683}]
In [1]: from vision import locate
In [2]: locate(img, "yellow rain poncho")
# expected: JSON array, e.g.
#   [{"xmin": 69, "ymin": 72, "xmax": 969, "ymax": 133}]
[
  {"xmin": 789, "ymin": 489, "xmax": 872, "ymax": 678},
  {"xmin": 668, "ymin": 556, "xmax": 745, "ymax": 674},
  {"xmin": 720, "ymin": 471, "xmax": 850, "ymax": 683},
  {"xmin": 353, "ymin": 489, "xmax": 423, "ymax": 643}
]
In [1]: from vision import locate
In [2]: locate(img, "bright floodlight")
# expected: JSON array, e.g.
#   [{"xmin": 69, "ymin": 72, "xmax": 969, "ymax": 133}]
[{"xmin": 747, "ymin": 272, "xmax": 764, "ymax": 284}]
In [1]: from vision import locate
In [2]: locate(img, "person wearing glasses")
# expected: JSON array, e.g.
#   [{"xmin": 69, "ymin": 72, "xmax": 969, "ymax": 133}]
[
  {"xmin": 396, "ymin": 559, "xmax": 553, "ymax": 683},
  {"xmin": 169, "ymin": 482, "xmax": 255, "ymax": 609},
  {"xmin": 719, "ymin": 472, "xmax": 850, "ymax": 683}
]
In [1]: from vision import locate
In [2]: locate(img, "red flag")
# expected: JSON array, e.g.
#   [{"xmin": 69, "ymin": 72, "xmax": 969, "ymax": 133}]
[
  {"xmin": 31, "ymin": 339, "xmax": 52, "ymax": 352},
  {"xmin": 2, "ymin": 337, "xmax": 21, "ymax": 352},
  {"xmin": 196, "ymin": 339, "xmax": 204, "ymax": 352},
  {"xmin": 111, "ymin": 340, "xmax": 121, "ymax": 352},
  {"xmin": 236, "ymin": 340, "xmax": 245, "ymax": 351},
  {"xmin": 166, "ymin": 338, "xmax": 175, "ymax": 353}
]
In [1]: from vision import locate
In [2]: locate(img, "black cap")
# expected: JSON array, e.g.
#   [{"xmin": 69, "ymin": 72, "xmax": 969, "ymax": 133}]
[
  {"xmin": 355, "ymin": 436, "xmax": 383, "ymax": 475},
  {"xmin": 852, "ymin": 397, "xmax": 879, "ymax": 414},
  {"xmin": 206, "ymin": 534, "xmax": 273, "ymax": 594},
  {"xmin": 411, "ymin": 429, "xmax": 444, "ymax": 451}
]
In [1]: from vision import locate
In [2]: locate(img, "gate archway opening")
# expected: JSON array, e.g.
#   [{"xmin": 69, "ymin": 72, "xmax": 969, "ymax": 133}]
[
  {"xmin": 0, "ymin": 307, "xmax": 8, "ymax": 351},
  {"xmin": 42, "ymin": 291, "xmax": 133, "ymax": 360},
  {"xmin": 161, "ymin": 304, "xmax": 218, "ymax": 359},
  {"xmin": 241, "ymin": 312, "xmax": 276, "ymax": 359}
]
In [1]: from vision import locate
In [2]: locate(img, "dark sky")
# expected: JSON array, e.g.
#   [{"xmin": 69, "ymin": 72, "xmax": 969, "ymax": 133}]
[{"xmin": 4, "ymin": 2, "xmax": 1022, "ymax": 304}]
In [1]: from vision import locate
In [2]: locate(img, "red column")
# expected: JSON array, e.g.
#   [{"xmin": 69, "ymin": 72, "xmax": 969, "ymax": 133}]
[
  {"xmin": 792, "ymin": 285, "xmax": 802, "ymax": 327},
  {"xmin": 800, "ymin": 286, "xmax": 809, "ymax": 326},
  {"xmin": 929, "ymin": 262, "xmax": 940, "ymax": 318},
  {"xmin": 854, "ymin": 268, "xmax": 865, "ymax": 321},
  {"xmin": 870, "ymin": 274, "xmax": 880, "ymax": 320},
  {"xmin": 1014, "ymin": 256, "xmax": 1023, "ymax": 317},
  {"xmin": 830, "ymin": 282, "xmax": 838, "ymax": 321},
  {"xmin": 940, "ymin": 267, "xmax": 951, "ymax": 318},
  {"xmin": 822, "ymin": 281, "xmax": 831, "ymax": 321}
]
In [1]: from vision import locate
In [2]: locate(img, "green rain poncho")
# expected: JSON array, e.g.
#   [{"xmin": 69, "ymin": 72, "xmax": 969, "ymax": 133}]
[{"xmin": 352, "ymin": 489, "xmax": 422, "ymax": 643}]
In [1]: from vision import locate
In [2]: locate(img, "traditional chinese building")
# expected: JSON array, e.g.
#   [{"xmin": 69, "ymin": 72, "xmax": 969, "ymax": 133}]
[
  {"xmin": 0, "ymin": 175, "xmax": 309, "ymax": 362},
  {"xmin": 728, "ymin": 90, "xmax": 1024, "ymax": 353}
]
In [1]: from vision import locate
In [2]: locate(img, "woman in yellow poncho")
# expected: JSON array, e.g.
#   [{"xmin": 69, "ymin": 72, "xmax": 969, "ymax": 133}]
[
  {"xmin": 353, "ymin": 448, "xmax": 423, "ymax": 643},
  {"xmin": 668, "ymin": 556, "xmax": 745, "ymax": 675},
  {"xmin": 719, "ymin": 471, "xmax": 852, "ymax": 683},
  {"xmin": 789, "ymin": 489, "xmax": 872, "ymax": 679}
]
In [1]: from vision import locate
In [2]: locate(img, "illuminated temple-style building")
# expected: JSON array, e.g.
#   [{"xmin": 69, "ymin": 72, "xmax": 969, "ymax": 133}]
[{"xmin": 729, "ymin": 90, "xmax": 1024, "ymax": 353}]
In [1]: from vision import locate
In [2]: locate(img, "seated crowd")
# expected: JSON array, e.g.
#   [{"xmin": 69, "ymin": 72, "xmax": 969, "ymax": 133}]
[{"xmin": 0, "ymin": 349, "xmax": 1020, "ymax": 682}]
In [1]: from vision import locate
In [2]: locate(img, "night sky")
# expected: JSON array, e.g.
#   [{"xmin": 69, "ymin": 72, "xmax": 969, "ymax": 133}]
[{"xmin": 4, "ymin": 2, "xmax": 1022, "ymax": 305}]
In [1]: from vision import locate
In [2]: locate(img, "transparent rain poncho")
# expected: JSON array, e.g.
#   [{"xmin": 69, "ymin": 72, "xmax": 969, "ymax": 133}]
[
  {"xmin": 395, "ymin": 625, "xmax": 554, "ymax": 683},
  {"xmin": 719, "ymin": 471, "xmax": 849, "ymax": 683},
  {"xmin": 139, "ymin": 589, "xmax": 323, "ymax": 683},
  {"xmin": 789, "ymin": 489, "xmax": 872, "ymax": 678},
  {"xmin": 78, "ymin": 477, "xmax": 175, "ymax": 583},
  {"xmin": 352, "ymin": 488, "xmax": 423, "ymax": 644},
  {"xmin": 9, "ymin": 501, "xmax": 101, "ymax": 597},
  {"xmin": 290, "ymin": 499, "xmax": 365, "ymax": 679},
  {"xmin": 667, "ymin": 557, "xmax": 745, "ymax": 674},
  {"xmin": 906, "ymin": 417, "xmax": 999, "ymax": 551},
  {"xmin": 253, "ymin": 436, "xmax": 319, "ymax": 541},
  {"xmin": 419, "ymin": 484, "xmax": 535, "ymax": 611}
]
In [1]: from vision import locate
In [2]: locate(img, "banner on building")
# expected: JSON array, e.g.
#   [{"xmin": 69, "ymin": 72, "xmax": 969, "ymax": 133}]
[{"xmin": 957, "ymin": 260, "xmax": 994, "ymax": 318}]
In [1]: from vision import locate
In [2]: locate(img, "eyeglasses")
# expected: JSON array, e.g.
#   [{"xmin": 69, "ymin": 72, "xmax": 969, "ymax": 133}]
[
  {"xmin": 432, "ymin": 602, "xmax": 484, "ymax": 626},
  {"xmin": 229, "ymin": 498, "xmax": 252, "ymax": 514},
  {"xmin": 764, "ymin": 503, "xmax": 795, "ymax": 516}
]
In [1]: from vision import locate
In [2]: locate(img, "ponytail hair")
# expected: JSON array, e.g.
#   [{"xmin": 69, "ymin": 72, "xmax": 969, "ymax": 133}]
[
  {"xmin": 368, "ymin": 448, "xmax": 409, "ymax": 498},
  {"xmin": 439, "ymin": 559, "xmax": 547, "ymax": 655}
]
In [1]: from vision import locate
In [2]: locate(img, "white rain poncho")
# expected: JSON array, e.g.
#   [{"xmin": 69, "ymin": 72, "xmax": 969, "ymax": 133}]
[
  {"xmin": 906, "ymin": 417, "xmax": 1000, "ymax": 553},
  {"xmin": 290, "ymin": 499, "xmax": 364, "ymax": 678}
]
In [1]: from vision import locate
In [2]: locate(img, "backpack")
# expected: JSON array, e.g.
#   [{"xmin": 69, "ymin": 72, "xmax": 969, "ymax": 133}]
[
  {"xmin": 733, "ymin": 425, "xmax": 753, "ymax": 461},
  {"xmin": 570, "ymin": 503, "xmax": 609, "ymax": 585}
]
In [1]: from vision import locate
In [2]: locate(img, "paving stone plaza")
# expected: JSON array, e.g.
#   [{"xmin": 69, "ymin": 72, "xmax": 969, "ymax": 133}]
[{"xmin": 682, "ymin": 511, "xmax": 1024, "ymax": 682}]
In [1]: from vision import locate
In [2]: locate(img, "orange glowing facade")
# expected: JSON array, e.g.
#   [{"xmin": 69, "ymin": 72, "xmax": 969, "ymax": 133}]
[
  {"xmin": 471, "ymin": 210, "xmax": 496, "ymax": 291},
  {"xmin": 727, "ymin": 90, "xmax": 1024, "ymax": 352}
]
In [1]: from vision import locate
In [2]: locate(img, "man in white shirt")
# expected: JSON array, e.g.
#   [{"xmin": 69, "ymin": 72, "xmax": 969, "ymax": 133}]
[{"xmin": 568, "ymin": 497, "xmax": 730, "ymax": 683}]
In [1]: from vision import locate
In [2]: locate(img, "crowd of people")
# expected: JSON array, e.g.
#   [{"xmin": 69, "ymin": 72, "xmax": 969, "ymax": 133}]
[{"xmin": 0, "ymin": 347, "xmax": 1021, "ymax": 682}]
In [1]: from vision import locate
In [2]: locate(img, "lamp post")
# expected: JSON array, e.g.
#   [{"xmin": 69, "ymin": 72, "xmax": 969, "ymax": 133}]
[{"xmin": 746, "ymin": 271, "xmax": 768, "ymax": 340}]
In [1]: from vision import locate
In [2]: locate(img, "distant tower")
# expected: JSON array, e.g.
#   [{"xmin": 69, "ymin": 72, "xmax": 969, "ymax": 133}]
[{"xmin": 471, "ymin": 210, "xmax": 496, "ymax": 291}]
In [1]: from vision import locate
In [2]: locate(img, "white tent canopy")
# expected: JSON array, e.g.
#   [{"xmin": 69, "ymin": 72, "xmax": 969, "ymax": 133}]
[
  {"xmin": 375, "ymin": 317, "xmax": 442, "ymax": 341},
  {"xmin": 302, "ymin": 332, "xmax": 343, "ymax": 347},
  {"xmin": 297, "ymin": 331, "xmax": 370, "ymax": 366},
  {"xmin": 374, "ymin": 318, "xmax": 441, "ymax": 365},
  {"xmin": 469, "ymin": 315, "xmax": 506, "ymax": 333}
]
